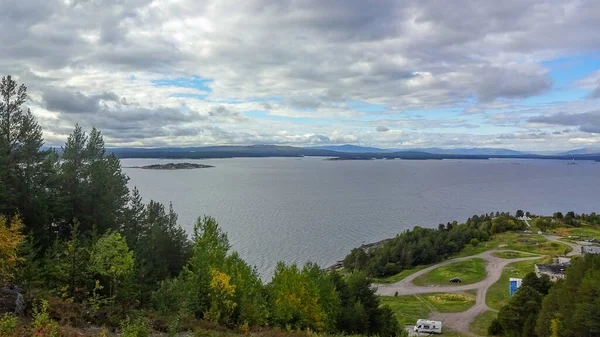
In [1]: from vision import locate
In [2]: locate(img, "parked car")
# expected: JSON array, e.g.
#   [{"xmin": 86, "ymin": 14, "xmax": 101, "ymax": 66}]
[{"xmin": 449, "ymin": 278, "xmax": 462, "ymax": 283}]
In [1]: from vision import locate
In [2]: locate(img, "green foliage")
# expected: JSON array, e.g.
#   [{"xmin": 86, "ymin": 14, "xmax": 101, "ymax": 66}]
[
  {"xmin": 267, "ymin": 262, "xmax": 339, "ymax": 332},
  {"xmin": 120, "ymin": 317, "xmax": 150, "ymax": 337},
  {"xmin": 521, "ymin": 272, "xmax": 553, "ymax": 296},
  {"xmin": 497, "ymin": 286, "xmax": 543, "ymax": 337},
  {"xmin": 0, "ymin": 77, "xmax": 409, "ymax": 336},
  {"xmin": 333, "ymin": 273, "xmax": 400, "ymax": 337},
  {"xmin": 488, "ymin": 318, "xmax": 503, "ymax": 336},
  {"xmin": 0, "ymin": 313, "xmax": 17, "ymax": 337},
  {"xmin": 535, "ymin": 254, "xmax": 600, "ymax": 337},
  {"xmin": 125, "ymin": 196, "xmax": 191, "ymax": 306},
  {"xmin": 344, "ymin": 213, "xmax": 523, "ymax": 277},
  {"xmin": 154, "ymin": 216, "xmax": 267, "ymax": 327},
  {"xmin": 0, "ymin": 76, "xmax": 58, "ymax": 250},
  {"xmin": 90, "ymin": 232, "xmax": 134, "ymax": 298},
  {"xmin": 31, "ymin": 300, "xmax": 60, "ymax": 337},
  {"xmin": 59, "ymin": 126, "xmax": 130, "ymax": 239}
]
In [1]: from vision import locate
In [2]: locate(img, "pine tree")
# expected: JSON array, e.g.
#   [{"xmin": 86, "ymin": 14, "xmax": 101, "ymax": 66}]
[{"xmin": 0, "ymin": 75, "xmax": 57, "ymax": 246}]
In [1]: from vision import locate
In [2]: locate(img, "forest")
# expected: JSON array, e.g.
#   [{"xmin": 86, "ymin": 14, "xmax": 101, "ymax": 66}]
[
  {"xmin": 0, "ymin": 75, "xmax": 402, "ymax": 337},
  {"xmin": 489, "ymin": 254, "xmax": 600, "ymax": 337},
  {"xmin": 343, "ymin": 212, "xmax": 525, "ymax": 277}
]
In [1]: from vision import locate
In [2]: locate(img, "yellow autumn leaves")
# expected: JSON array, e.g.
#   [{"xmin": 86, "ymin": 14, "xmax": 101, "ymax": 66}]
[
  {"xmin": 0, "ymin": 216, "xmax": 24, "ymax": 285},
  {"xmin": 206, "ymin": 268, "xmax": 237, "ymax": 324}
]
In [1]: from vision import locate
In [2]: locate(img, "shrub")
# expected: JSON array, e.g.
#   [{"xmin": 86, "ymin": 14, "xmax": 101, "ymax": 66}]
[
  {"xmin": 0, "ymin": 313, "xmax": 17, "ymax": 337},
  {"xmin": 488, "ymin": 318, "xmax": 503, "ymax": 336},
  {"xmin": 470, "ymin": 238, "xmax": 480, "ymax": 247},
  {"xmin": 120, "ymin": 317, "xmax": 150, "ymax": 337},
  {"xmin": 31, "ymin": 300, "xmax": 60, "ymax": 337}
]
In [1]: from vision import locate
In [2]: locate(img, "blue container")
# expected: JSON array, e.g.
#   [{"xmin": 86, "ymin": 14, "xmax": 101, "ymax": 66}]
[{"xmin": 509, "ymin": 278, "xmax": 522, "ymax": 296}]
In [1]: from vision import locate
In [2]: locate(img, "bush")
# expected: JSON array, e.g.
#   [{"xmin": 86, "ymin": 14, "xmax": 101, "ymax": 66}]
[
  {"xmin": 31, "ymin": 300, "xmax": 60, "ymax": 337},
  {"xmin": 121, "ymin": 317, "xmax": 150, "ymax": 337},
  {"xmin": 488, "ymin": 318, "xmax": 503, "ymax": 335},
  {"xmin": 470, "ymin": 238, "xmax": 480, "ymax": 247},
  {"xmin": 0, "ymin": 313, "xmax": 17, "ymax": 337}
]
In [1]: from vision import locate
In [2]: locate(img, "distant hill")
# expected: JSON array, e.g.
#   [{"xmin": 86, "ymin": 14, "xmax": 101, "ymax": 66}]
[
  {"xmin": 559, "ymin": 148, "xmax": 600, "ymax": 156},
  {"xmin": 305, "ymin": 144, "xmax": 392, "ymax": 153},
  {"xmin": 108, "ymin": 145, "xmax": 340, "ymax": 158},
  {"xmin": 101, "ymin": 144, "xmax": 600, "ymax": 161},
  {"xmin": 409, "ymin": 147, "xmax": 527, "ymax": 156}
]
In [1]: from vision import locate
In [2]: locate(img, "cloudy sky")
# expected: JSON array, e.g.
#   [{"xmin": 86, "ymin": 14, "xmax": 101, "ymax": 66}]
[{"xmin": 2, "ymin": 0, "xmax": 600, "ymax": 150}]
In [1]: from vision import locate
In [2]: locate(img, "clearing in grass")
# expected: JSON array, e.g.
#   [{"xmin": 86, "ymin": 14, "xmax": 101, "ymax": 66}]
[{"xmin": 412, "ymin": 258, "xmax": 487, "ymax": 286}]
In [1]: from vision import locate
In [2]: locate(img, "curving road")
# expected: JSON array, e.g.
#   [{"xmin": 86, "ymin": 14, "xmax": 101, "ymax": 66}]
[{"xmin": 375, "ymin": 251, "xmax": 541, "ymax": 336}]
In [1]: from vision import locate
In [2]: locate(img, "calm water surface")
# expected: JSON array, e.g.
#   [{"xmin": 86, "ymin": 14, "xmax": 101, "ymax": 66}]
[{"xmin": 122, "ymin": 157, "xmax": 600, "ymax": 278}]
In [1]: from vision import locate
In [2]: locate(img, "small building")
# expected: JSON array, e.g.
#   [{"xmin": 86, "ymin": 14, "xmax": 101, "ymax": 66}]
[
  {"xmin": 509, "ymin": 278, "xmax": 522, "ymax": 296},
  {"xmin": 582, "ymin": 246, "xmax": 600, "ymax": 255},
  {"xmin": 554, "ymin": 256, "xmax": 571, "ymax": 265},
  {"xmin": 535, "ymin": 264, "xmax": 567, "ymax": 281}
]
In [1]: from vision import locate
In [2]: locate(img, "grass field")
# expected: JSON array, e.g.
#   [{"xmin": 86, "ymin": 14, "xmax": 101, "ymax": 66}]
[
  {"xmin": 492, "ymin": 250, "xmax": 538, "ymax": 259},
  {"xmin": 380, "ymin": 292, "xmax": 476, "ymax": 326},
  {"xmin": 373, "ymin": 264, "xmax": 431, "ymax": 284},
  {"xmin": 485, "ymin": 257, "xmax": 551, "ymax": 310},
  {"xmin": 453, "ymin": 231, "xmax": 571, "ymax": 258},
  {"xmin": 470, "ymin": 310, "xmax": 498, "ymax": 336},
  {"xmin": 413, "ymin": 258, "xmax": 487, "ymax": 286},
  {"xmin": 422, "ymin": 293, "xmax": 476, "ymax": 312},
  {"xmin": 494, "ymin": 232, "xmax": 571, "ymax": 255},
  {"xmin": 379, "ymin": 295, "xmax": 430, "ymax": 326},
  {"xmin": 552, "ymin": 225, "xmax": 600, "ymax": 240}
]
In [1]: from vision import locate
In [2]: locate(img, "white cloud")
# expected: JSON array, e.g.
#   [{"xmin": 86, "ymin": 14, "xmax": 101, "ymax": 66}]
[{"xmin": 2, "ymin": 0, "xmax": 600, "ymax": 150}]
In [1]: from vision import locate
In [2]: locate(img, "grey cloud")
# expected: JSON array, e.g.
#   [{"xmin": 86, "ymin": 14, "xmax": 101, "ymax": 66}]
[
  {"xmin": 477, "ymin": 67, "xmax": 552, "ymax": 102},
  {"xmin": 43, "ymin": 88, "xmax": 119, "ymax": 114},
  {"xmin": 4, "ymin": 0, "xmax": 600, "ymax": 148},
  {"xmin": 207, "ymin": 105, "xmax": 249, "ymax": 122},
  {"xmin": 529, "ymin": 111, "xmax": 600, "ymax": 133},
  {"xmin": 376, "ymin": 126, "xmax": 390, "ymax": 132}
]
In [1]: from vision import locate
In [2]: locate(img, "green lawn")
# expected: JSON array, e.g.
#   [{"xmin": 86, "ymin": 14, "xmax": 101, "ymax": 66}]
[
  {"xmin": 470, "ymin": 310, "xmax": 498, "ymax": 336},
  {"xmin": 492, "ymin": 251, "xmax": 538, "ymax": 259},
  {"xmin": 485, "ymin": 257, "xmax": 550, "ymax": 310},
  {"xmin": 373, "ymin": 264, "xmax": 431, "ymax": 284},
  {"xmin": 413, "ymin": 258, "xmax": 487, "ymax": 286},
  {"xmin": 379, "ymin": 296, "xmax": 430, "ymax": 326},
  {"xmin": 380, "ymin": 292, "xmax": 476, "ymax": 326},
  {"xmin": 495, "ymin": 232, "xmax": 571, "ymax": 255},
  {"xmin": 452, "ymin": 231, "xmax": 571, "ymax": 258},
  {"xmin": 422, "ymin": 293, "xmax": 476, "ymax": 312},
  {"xmin": 552, "ymin": 225, "xmax": 600, "ymax": 240}
]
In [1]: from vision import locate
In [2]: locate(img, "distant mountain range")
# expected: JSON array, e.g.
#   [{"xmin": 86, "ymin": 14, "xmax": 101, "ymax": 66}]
[
  {"xmin": 557, "ymin": 147, "xmax": 600, "ymax": 156},
  {"xmin": 100, "ymin": 144, "xmax": 600, "ymax": 162},
  {"xmin": 306, "ymin": 145, "xmax": 526, "ymax": 155}
]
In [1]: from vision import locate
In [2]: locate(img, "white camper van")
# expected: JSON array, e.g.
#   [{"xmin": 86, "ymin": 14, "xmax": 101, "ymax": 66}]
[{"xmin": 414, "ymin": 319, "xmax": 442, "ymax": 334}]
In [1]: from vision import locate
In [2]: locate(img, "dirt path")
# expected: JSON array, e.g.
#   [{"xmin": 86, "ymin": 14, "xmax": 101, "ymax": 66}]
[
  {"xmin": 543, "ymin": 234, "xmax": 582, "ymax": 256},
  {"xmin": 375, "ymin": 251, "xmax": 541, "ymax": 336}
]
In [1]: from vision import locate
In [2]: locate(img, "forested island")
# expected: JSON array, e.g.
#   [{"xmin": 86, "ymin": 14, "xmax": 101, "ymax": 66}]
[{"xmin": 135, "ymin": 162, "xmax": 214, "ymax": 170}]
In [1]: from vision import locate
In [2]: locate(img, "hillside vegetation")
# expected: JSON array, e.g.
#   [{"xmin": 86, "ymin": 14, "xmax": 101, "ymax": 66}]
[{"xmin": 0, "ymin": 76, "xmax": 401, "ymax": 337}]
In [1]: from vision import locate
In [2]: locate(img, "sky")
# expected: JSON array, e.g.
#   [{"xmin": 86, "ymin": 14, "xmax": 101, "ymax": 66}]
[{"xmin": 2, "ymin": 0, "xmax": 600, "ymax": 151}]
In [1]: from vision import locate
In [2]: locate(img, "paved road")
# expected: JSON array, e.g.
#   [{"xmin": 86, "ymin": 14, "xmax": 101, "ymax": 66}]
[{"xmin": 375, "ymin": 250, "xmax": 541, "ymax": 336}]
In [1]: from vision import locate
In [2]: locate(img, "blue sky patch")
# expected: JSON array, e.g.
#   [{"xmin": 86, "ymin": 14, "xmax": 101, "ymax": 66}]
[{"xmin": 152, "ymin": 75, "xmax": 213, "ymax": 93}]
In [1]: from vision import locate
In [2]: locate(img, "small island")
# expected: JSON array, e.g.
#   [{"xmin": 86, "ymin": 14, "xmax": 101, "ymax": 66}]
[{"xmin": 135, "ymin": 162, "xmax": 214, "ymax": 170}]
